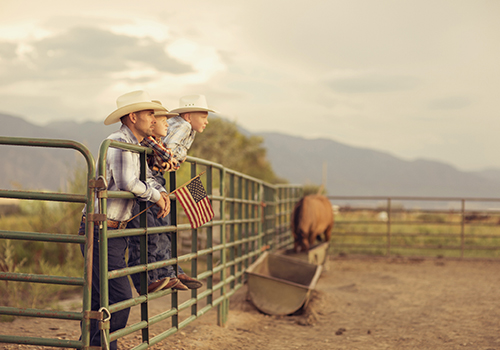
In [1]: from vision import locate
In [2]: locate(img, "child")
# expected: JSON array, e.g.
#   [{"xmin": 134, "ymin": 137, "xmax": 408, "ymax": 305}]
[
  {"xmin": 127, "ymin": 101, "xmax": 192, "ymax": 293},
  {"xmin": 154, "ymin": 94, "xmax": 217, "ymax": 286},
  {"xmin": 164, "ymin": 94, "xmax": 217, "ymax": 162}
]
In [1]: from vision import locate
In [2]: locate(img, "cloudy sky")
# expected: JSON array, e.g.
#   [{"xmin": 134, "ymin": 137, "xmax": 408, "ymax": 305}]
[{"xmin": 1, "ymin": 0, "xmax": 499, "ymax": 171}]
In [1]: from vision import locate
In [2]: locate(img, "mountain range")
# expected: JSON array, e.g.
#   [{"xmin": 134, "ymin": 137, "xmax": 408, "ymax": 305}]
[{"xmin": 1, "ymin": 112, "xmax": 500, "ymax": 199}]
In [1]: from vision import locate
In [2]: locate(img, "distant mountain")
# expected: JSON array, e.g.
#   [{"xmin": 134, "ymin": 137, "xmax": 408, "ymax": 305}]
[
  {"xmin": 258, "ymin": 132, "xmax": 500, "ymax": 198},
  {"xmin": 0, "ymin": 113, "xmax": 80, "ymax": 190},
  {"xmin": 472, "ymin": 168, "xmax": 500, "ymax": 183},
  {"xmin": 2, "ymin": 113, "xmax": 500, "ymax": 199}
]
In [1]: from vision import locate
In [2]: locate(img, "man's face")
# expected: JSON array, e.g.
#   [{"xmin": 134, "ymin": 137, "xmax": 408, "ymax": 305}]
[
  {"xmin": 133, "ymin": 110, "xmax": 156, "ymax": 139},
  {"xmin": 152, "ymin": 116, "xmax": 168, "ymax": 138},
  {"xmin": 188, "ymin": 112, "xmax": 209, "ymax": 133}
]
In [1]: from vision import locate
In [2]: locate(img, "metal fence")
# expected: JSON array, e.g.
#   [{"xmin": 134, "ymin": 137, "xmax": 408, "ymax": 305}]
[
  {"xmin": 328, "ymin": 195, "xmax": 500, "ymax": 259},
  {"xmin": 0, "ymin": 136, "xmax": 302, "ymax": 349},
  {"xmin": 0, "ymin": 136, "xmax": 97, "ymax": 349}
]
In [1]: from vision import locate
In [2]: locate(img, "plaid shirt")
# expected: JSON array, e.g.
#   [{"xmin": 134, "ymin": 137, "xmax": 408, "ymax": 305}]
[
  {"xmin": 141, "ymin": 136, "xmax": 180, "ymax": 173},
  {"xmin": 86, "ymin": 125, "xmax": 161, "ymax": 221},
  {"xmin": 163, "ymin": 116, "xmax": 196, "ymax": 163}
]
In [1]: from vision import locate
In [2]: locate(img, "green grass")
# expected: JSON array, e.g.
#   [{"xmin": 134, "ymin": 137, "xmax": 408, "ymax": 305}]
[
  {"xmin": 0, "ymin": 200, "xmax": 84, "ymax": 313},
  {"xmin": 330, "ymin": 210, "xmax": 500, "ymax": 259}
]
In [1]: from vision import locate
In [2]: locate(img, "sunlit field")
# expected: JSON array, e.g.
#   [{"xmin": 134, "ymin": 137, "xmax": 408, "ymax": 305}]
[{"xmin": 330, "ymin": 207, "xmax": 500, "ymax": 259}]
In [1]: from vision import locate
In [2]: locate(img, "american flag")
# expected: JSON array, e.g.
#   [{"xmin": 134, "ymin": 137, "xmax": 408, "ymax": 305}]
[{"xmin": 175, "ymin": 176, "xmax": 214, "ymax": 229}]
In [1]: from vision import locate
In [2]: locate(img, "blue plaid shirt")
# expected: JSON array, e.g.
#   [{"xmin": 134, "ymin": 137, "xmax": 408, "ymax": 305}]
[
  {"xmin": 163, "ymin": 116, "xmax": 196, "ymax": 163},
  {"xmin": 87, "ymin": 125, "xmax": 162, "ymax": 221}
]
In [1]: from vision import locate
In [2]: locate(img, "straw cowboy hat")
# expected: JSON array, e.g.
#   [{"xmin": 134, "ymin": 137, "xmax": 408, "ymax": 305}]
[
  {"xmin": 152, "ymin": 100, "xmax": 179, "ymax": 118},
  {"xmin": 104, "ymin": 90, "xmax": 167, "ymax": 125},
  {"xmin": 169, "ymin": 94, "xmax": 218, "ymax": 114}
]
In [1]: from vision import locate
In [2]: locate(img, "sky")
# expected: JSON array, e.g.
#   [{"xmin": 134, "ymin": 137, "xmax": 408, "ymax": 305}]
[{"xmin": 0, "ymin": 0, "xmax": 499, "ymax": 171}]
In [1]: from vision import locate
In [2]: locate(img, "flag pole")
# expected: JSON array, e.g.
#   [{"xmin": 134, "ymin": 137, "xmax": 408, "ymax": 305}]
[{"xmin": 122, "ymin": 171, "xmax": 207, "ymax": 224}]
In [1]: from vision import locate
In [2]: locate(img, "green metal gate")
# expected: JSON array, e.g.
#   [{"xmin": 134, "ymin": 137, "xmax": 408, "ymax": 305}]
[
  {"xmin": 0, "ymin": 136, "xmax": 303, "ymax": 349},
  {"xmin": 0, "ymin": 136, "xmax": 97, "ymax": 349}
]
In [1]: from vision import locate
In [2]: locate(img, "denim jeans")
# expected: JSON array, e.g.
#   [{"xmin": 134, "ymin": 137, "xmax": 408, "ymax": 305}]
[
  {"xmin": 127, "ymin": 199, "xmax": 184, "ymax": 288},
  {"xmin": 156, "ymin": 230, "xmax": 184, "ymax": 279},
  {"xmin": 79, "ymin": 219, "xmax": 131, "ymax": 350},
  {"xmin": 127, "ymin": 201, "xmax": 163, "ymax": 293}
]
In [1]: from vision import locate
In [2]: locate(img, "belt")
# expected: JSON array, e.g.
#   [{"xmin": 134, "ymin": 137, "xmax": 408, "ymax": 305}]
[{"xmin": 81, "ymin": 216, "xmax": 127, "ymax": 229}]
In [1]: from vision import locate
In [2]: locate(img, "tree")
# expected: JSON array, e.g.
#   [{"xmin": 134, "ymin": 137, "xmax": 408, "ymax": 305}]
[{"xmin": 188, "ymin": 117, "xmax": 285, "ymax": 183}]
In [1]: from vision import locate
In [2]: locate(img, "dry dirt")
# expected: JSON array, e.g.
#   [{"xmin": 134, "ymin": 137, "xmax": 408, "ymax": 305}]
[{"xmin": 2, "ymin": 256, "xmax": 500, "ymax": 350}]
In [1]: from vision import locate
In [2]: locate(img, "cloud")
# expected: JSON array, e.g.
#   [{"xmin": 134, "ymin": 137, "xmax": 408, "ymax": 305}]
[
  {"xmin": 325, "ymin": 73, "xmax": 420, "ymax": 94},
  {"xmin": 427, "ymin": 96, "xmax": 472, "ymax": 110},
  {"xmin": 0, "ymin": 41, "xmax": 17, "ymax": 60},
  {"xmin": 0, "ymin": 26, "xmax": 192, "ymax": 86}
]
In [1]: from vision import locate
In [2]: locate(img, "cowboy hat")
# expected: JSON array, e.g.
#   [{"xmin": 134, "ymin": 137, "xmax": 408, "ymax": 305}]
[
  {"xmin": 104, "ymin": 90, "xmax": 167, "ymax": 125},
  {"xmin": 152, "ymin": 100, "xmax": 179, "ymax": 118},
  {"xmin": 169, "ymin": 94, "xmax": 218, "ymax": 114}
]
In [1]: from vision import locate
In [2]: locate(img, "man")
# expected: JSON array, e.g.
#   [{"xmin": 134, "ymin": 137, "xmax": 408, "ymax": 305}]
[{"xmin": 79, "ymin": 90, "xmax": 169, "ymax": 350}]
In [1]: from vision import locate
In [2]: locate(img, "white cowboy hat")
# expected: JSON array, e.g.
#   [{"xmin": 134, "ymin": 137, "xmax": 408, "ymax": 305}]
[
  {"xmin": 152, "ymin": 100, "xmax": 179, "ymax": 118},
  {"xmin": 104, "ymin": 90, "xmax": 168, "ymax": 125},
  {"xmin": 169, "ymin": 94, "xmax": 218, "ymax": 114}
]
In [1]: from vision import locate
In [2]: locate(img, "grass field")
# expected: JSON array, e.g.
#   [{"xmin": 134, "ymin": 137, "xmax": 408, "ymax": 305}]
[{"xmin": 330, "ymin": 208, "xmax": 500, "ymax": 259}]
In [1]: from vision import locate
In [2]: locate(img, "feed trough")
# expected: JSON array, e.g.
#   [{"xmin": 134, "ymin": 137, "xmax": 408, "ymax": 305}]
[
  {"xmin": 246, "ymin": 252, "xmax": 322, "ymax": 315},
  {"xmin": 278, "ymin": 242, "xmax": 329, "ymax": 266}
]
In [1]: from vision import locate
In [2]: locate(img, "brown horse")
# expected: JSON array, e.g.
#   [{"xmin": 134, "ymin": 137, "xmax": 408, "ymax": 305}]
[{"xmin": 291, "ymin": 195, "xmax": 334, "ymax": 253}]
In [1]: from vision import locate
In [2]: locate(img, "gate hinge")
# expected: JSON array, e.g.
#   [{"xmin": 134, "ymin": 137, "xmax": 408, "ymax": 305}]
[
  {"xmin": 89, "ymin": 177, "xmax": 107, "ymax": 189},
  {"xmin": 83, "ymin": 310, "xmax": 103, "ymax": 321},
  {"xmin": 89, "ymin": 177, "xmax": 108, "ymax": 199},
  {"xmin": 87, "ymin": 213, "xmax": 107, "ymax": 222}
]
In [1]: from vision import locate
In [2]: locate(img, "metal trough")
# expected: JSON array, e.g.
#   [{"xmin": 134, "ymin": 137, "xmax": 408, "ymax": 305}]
[
  {"xmin": 246, "ymin": 252, "xmax": 322, "ymax": 315},
  {"xmin": 278, "ymin": 242, "xmax": 329, "ymax": 266}
]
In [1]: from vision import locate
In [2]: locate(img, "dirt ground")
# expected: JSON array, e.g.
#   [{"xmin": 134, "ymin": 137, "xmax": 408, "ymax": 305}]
[{"xmin": 2, "ymin": 256, "xmax": 500, "ymax": 350}]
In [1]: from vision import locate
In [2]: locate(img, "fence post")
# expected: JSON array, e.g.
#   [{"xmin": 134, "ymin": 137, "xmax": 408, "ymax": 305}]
[
  {"xmin": 169, "ymin": 170, "xmax": 179, "ymax": 331},
  {"xmin": 206, "ymin": 166, "xmax": 214, "ymax": 307},
  {"xmin": 190, "ymin": 162, "xmax": 199, "ymax": 317},
  {"xmin": 386, "ymin": 198, "xmax": 392, "ymax": 257},
  {"xmin": 461, "ymin": 199, "xmax": 465, "ymax": 258},
  {"xmin": 217, "ymin": 168, "xmax": 228, "ymax": 326}
]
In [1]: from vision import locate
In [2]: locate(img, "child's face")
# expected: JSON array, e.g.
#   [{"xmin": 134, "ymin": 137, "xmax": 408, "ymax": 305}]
[
  {"xmin": 188, "ymin": 112, "xmax": 209, "ymax": 133},
  {"xmin": 152, "ymin": 116, "xmax": 168, "ymax": 138}
]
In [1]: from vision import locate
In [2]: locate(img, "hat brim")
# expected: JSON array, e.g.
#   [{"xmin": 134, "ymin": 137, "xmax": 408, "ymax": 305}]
[
  {"xmin": 155, "ymin": 111, "xmax": 179, "ymax": 117},
  {"xmin": 104, "ymin": 102, "xmax": 167, "ymax": 125},
  {"xmin": 168, "ymin": 106, "xmax": 218, "ymax": 114}
]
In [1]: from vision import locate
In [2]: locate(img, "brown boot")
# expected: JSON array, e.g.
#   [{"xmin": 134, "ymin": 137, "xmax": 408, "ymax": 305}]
[
  {"xmin": 172, "ymin": 280, "xmax": 189, "ymax": 291},
  {"xmin": 162, "ymin": 278, "xmax": 180, "ymax": 290},
  {"xmin": 148, "ymin": 277, "xmax": 170, "ymax": 293},
  {"xmin": 178, "ymin": 273, "xmax": 203, "ymax": 289}
]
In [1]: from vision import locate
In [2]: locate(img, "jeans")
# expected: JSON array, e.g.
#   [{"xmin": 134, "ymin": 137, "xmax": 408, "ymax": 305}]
[
  {"xmin": 79, "ymin": 219, "xmax": 131, "ymax": 350},
  {"xmin": 157, "ymin": 230, "xmax": 184, "ymax": 279},
  {"xmin": 127, "ymin": 201, "xmax": 164, "ymax": 293},
  {"xmin": 127, "ymin": 200, "xmax": 184, "ymax": 287}
]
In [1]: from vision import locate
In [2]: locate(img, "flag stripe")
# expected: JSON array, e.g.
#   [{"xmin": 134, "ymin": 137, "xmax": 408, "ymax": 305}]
[
  {"xmin": 177, "ymin": 187, "xmax": 197, "ymax": 227},
  {"xmin": 178, "ymin": 187, "xmax": 200, "ymax": 227}
]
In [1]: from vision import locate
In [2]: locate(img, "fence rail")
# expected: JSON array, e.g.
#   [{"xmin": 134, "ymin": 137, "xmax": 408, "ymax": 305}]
[
  {"xmin": 0, "ymin": 136, "xmax": 302, "ymax": 349},
  {"xmin": 0, "ymin": 136, "xmax": 97, "ymax": 349},
  {"xmin": 328, "ymin": 195, "xmax": 500, "ymax": 259}
]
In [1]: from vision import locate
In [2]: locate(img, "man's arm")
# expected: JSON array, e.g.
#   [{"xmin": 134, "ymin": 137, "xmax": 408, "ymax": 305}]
[{"xmin": 108, "ymin": 146, "xmax": 162, "ymax": 204}]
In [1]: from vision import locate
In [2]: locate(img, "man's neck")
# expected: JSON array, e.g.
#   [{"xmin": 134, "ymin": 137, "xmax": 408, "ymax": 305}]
[{"xmin": 122, "ymin": 124, "xmax": 143, "ymax": 143}]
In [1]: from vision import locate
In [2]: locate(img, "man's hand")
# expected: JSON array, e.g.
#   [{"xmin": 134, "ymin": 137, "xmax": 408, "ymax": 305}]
[
  {"xmin": 155, "ymin": 195, "xmax": 169, "ymax": 218},
  {"xmin": 160, "ymin": 192, "xmax": 171, "ymax": 217}
]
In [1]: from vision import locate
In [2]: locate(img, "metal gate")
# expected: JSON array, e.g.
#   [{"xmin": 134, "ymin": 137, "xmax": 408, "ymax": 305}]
[
  {"xmin": 0, "ymin": 136, "xmax": 303, "ymax": 349},
  {"xmin": 0, "ymin": 136, "xmax": 97, "ymax": 349}
]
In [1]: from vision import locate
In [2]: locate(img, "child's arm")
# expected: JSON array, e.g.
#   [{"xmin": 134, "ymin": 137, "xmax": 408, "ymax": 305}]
[
  {"xmin": 142, "ymin": 136, "xmax": 180, "ymax": 171},
  {"xmin": 163, "ymin": 122, "xmax": 193, "ymax": 163}
]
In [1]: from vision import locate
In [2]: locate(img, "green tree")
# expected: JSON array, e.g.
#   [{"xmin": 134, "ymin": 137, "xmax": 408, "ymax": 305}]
[{"xmin": 188, "ymin": 117, "xmax": 286, "ymax": 183}]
